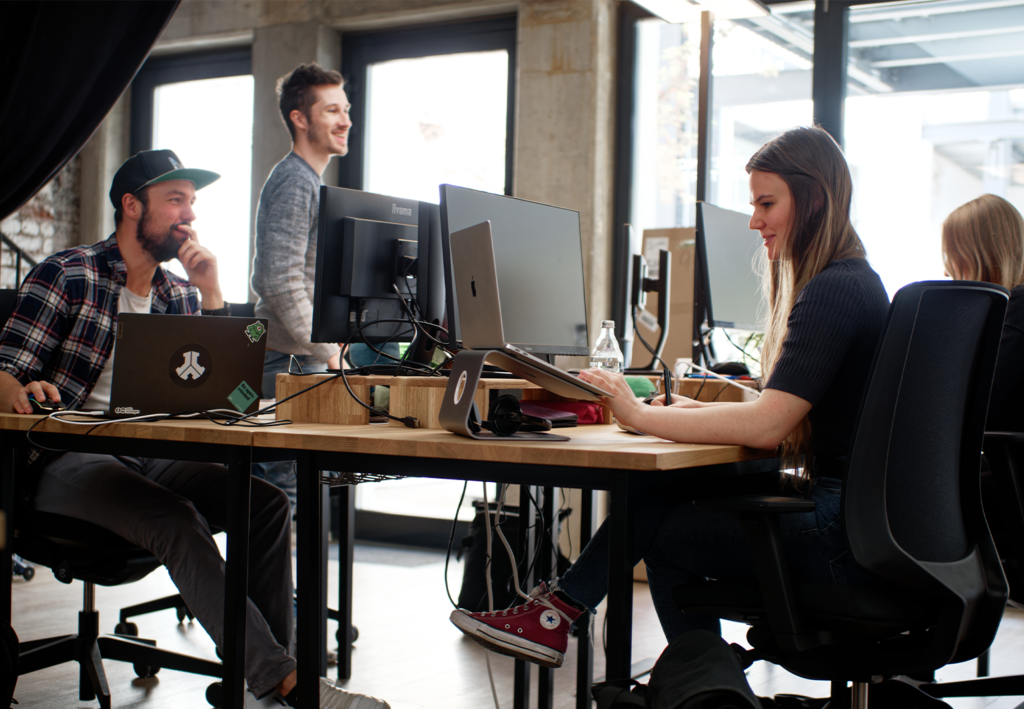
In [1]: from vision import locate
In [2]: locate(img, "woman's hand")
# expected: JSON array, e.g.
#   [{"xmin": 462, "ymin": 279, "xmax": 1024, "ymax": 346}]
[{"xmin": 577, "ymin": 368, "xmax": 647, "ymax": 426}]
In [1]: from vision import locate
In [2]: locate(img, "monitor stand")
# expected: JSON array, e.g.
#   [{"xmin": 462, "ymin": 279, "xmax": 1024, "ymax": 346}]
[{"xmin": 438, "ymin": 350, "xmax": 569, "ymax": 441}]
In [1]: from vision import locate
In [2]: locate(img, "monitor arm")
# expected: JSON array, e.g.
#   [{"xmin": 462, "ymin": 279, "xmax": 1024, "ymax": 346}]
[{"xmin": 628, "ymin": 249, "xmax": 671, "ymax": 371}]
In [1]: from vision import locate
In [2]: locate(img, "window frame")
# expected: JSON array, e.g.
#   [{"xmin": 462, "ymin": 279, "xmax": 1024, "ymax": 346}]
[{"xmin": 130, "ymin": 47, "xmax": 253, "ymax": 155}]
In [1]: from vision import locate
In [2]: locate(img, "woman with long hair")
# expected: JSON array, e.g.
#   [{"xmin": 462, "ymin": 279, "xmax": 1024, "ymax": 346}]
[
  {"xmin": 450, "ymin": 126, "xmax": 890, "ymax": 667},
  {"xmin": 942, "ymin": 193, "xmax": 1024, "ymax": 431}
]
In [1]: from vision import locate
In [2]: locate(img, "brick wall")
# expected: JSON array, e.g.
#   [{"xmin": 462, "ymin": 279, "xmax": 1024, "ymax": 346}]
[{"xmin": 1, "ymin": 156, "xmax": 81, "ymax": 289}]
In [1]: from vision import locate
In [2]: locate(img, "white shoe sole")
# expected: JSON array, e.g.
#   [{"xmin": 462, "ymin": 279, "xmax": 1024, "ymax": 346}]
[
  {"xmin": 450, "ymin": 610, "xmax": 564, "ymax": 669},
  {"xmin": 319, "ymin": 678, "xmax": 390, "ymax": 709}
]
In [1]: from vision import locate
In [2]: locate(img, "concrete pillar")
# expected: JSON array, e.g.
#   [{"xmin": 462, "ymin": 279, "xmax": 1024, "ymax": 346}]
[
  {"xmin": 78, "ymin": 92, "xmax": 131, "ymax": 247},
  {"xmin": 250, "ymin": 22, "xmax": 342, "ymax": 298},
  {"xmin": 515, "ymin": 0, "xmax": 618, "ymax": 354}
]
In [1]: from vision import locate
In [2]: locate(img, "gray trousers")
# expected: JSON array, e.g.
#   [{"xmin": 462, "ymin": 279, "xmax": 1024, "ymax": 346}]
[{"xmin": 34, "ymin": 452, "xmax": 296, "ymax": 698}]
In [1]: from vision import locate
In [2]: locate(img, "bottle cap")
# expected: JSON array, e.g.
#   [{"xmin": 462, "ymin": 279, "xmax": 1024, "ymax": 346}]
[{"xmin": 601, "ymin": 320, "xmax": 615, "ymax": 328}]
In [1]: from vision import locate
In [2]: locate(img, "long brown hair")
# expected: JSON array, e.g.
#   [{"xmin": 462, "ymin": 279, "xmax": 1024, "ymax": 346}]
[
  {"xmin": 942, "ymin": 194, "xmax": 1024, "ymax": 290},
  {"xmin": 746, "ymin": 126, "xmax": 867, "ymax": 477}
]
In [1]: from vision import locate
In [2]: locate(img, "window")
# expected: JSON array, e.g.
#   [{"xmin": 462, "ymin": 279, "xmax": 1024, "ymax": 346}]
[
  {"xmin": 340, "ymin": 17, "xmax": 516, "ymax": 197},
  {"xmin": 131, "ymin": 49, "xmax": 254, "ymax": 304},
  {"xmin": 843, "ymin": 0, "xmax": 1024, "ymax": 297}
]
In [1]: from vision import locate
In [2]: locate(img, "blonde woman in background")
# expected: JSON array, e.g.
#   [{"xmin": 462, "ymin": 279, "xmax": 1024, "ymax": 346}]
[{"xmin": 942, "ymin": 193, "xmax": 1024, "ymax": 432}]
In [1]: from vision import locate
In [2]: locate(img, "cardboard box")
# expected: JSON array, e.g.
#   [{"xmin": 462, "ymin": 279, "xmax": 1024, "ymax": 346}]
[{"xmin": 633, "ymin": 227, "xmax": 695, "ymax": 369}]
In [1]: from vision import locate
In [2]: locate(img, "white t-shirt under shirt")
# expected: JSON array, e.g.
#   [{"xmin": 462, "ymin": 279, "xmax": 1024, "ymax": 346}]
[{"xmin": 82, "ymin": 286, "xmax": 154, "ymax": 411}]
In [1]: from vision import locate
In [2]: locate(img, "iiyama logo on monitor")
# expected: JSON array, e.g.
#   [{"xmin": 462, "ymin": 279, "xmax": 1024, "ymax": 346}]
[{"xmin": 391, "ymin": 203, "xmax": 413, "ymax": 217}]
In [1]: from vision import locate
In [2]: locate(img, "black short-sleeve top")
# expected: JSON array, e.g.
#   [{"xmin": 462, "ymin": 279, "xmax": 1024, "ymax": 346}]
[
  {"xmin": 764, "ymin": 257, "xmax": 890, "ymax": 479},
  {"xmin": 988, "ymin": 284, "xmax": 1024, "ymax": 432}
]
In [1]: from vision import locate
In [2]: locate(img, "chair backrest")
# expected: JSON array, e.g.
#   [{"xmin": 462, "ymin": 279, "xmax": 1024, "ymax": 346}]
[
  {"xmin": 844, "ymin": 280, "xmax": 1009, "ymax": 664},
  {"xmin": 0, "ymin": 288, "xmax": 164, "ymax": 586},
  {"xmin": 0, "ymin": 289, "xmax": 18, "ymax": 327}
]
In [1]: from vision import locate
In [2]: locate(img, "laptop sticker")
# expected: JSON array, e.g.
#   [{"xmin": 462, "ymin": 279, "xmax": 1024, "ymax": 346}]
[
  {"xmin": 170, "ymin": 343, "xmax": 212, "ymax": 389},
  {"xmin": 227, "ymin": 380, "xmax": 259, "ymax": 413},
  {"xmin": 246, "ymin": 321, "xmax": 267, "ymax": 343}
]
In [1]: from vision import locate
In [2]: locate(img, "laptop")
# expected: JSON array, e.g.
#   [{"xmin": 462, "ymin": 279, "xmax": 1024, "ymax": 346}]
[
  {"xmin": 107, "ymin": 313, "xmax": 269, "ymax": 417},
  {"xmin": 449, "ymin": 221, "xmax": 613, "ymax": 402}
]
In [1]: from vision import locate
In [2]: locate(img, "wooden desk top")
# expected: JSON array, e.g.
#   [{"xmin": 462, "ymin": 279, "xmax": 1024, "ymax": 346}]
[
  {"xmin": 0, "ymin": 412, "xmax": 255, "ymax": 447},
  {"xmin": 253, "ymin": 423, "xmax": 773, "ymax": 472}
]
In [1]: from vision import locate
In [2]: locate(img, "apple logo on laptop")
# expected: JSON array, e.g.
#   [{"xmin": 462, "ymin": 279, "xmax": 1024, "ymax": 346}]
[{"xmin": 169, "ymin": 343, "xmax": 213, "ymax": 389}]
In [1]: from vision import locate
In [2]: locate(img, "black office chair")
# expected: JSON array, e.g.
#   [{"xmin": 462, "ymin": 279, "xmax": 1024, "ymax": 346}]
[
  {"xmin": 0, "ymin": 289, "xmax": 223, "ymax": 708},
  {"xmin": 672, "ymin": 281, "xmax": 1010, "ymax": 708},
  {"xmin": 910, "ymin": 431, "xmax": 1024, "ymax": 701}
]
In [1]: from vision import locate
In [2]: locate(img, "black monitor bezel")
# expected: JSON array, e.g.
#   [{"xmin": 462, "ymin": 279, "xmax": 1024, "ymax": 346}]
[{"xmin": 439, "ymin": 184, "xmax": 591, "ymax": 358}]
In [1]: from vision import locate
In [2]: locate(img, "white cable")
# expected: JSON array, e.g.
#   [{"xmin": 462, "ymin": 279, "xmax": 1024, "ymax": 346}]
[
  {"xmin": 685, "ymin": 360, "xmax": 762, "ymax": 397},
  {"xmin": 481, "ymin": 483, "xmax": 502, "ymax": 709}
]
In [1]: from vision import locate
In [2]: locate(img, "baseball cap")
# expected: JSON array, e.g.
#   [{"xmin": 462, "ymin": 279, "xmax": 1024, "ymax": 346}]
[{"xmin": 109, "ymin": 149, "xmax": 220, "ymax": 210}]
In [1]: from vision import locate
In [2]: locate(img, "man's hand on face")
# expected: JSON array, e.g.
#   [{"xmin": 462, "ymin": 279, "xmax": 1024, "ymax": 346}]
[{"xmin": 176, "ymin": 226, "xmax": 225, "ymax": 310}]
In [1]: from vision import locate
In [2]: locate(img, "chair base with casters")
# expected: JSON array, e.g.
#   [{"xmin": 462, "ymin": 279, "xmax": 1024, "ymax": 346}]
[
  {"xmin": 14, "ymin": 509, "xmax": 224, "ymax": 708},
  {"xmin": 116, "ymin": 592, "xmax": 195, "ymax": 635},
  {"xmin": 18, "ymin": 582, "xmax": 222, "ymax": 709}
]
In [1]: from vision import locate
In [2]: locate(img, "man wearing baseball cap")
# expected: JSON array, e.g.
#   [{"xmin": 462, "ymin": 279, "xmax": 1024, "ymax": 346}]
[{"xmin": 0, "ymin": 149, "xmax": 386, "ymax": 708}]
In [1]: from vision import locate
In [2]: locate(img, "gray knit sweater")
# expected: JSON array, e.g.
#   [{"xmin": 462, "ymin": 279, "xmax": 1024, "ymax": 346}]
[{"xmin": 251, "ymin": 152, "xmax": 339, "ymax": 362}]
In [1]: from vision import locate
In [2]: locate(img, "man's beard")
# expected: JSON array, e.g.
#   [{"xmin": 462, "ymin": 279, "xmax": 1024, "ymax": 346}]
[{"xmin": 136, "ymin": 205, "xmax": 183, "ymax": 263}]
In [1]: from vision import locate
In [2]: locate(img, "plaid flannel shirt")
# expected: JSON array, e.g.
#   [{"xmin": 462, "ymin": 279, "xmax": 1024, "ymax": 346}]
[{"xmin": 0, "ymin": 234, "xmax": 200, "ymax": 416}]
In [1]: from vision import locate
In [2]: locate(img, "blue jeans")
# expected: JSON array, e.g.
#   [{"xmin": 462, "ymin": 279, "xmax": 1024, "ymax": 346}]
[
  {"xmin": 558, "ymin": 477, "xmax": 878, "ymax": 641},
  {"xmin": 252, "ymin": 351, "xmax": 328, "ymax": 516},
  {"xmin": 348, "ymin": 342, "xmax": 402, "ymax": 368}
]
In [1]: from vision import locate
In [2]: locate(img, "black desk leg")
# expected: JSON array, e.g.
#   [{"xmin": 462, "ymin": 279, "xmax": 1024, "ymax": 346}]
[
  {"xmin": 576, "ymin": 489, "xmax": 595, "ymax": 709},
  {"xmin": 335, "ymin": 484, "xmax": 354, "ymax": 680},
  {"xmin": 296, "ymin": 452, "xmax": 327, "ymax": 708},
  {"xmin": 512, "ymin": 485, "xmax": 536, "ymax": 709},
  {"xmin": 538, "ymin": 486, "xmax": 556, "ymax": 709},
  {"xmin": 224, "ymin": 446, "xmax": 253, "ymax": 709},
  {"xmin": 604, "ymin": 483, "xmax": 634, "ymax": 686},
  {"xmin": 1, "ymin": 437, "xmax": 15, "ymax": 626}
]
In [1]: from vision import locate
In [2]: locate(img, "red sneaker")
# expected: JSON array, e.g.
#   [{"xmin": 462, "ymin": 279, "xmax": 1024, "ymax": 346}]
[{"xmin": 449, "ymin": 584, "xmax": 585, "ymax": 668}]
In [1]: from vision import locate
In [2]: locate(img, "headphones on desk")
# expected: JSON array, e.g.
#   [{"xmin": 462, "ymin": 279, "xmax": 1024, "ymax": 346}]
[{"xmin": 469, "ymin": 395, "xmax": 552, "ymax": 436}]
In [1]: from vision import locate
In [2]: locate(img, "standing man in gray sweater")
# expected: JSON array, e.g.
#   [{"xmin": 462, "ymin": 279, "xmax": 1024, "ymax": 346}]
[{"xmin": 250, "ymin": 64, "xmax": 350, "ymax": 512}]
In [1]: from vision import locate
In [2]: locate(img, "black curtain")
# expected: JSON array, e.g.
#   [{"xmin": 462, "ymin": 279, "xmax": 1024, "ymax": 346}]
[{"xmin": 0, "ymin": 0, "xmax": 180, "ymax": 220}]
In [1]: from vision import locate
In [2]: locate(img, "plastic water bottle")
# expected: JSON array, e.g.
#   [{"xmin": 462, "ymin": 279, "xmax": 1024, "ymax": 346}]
[{"xmin": 590, "ymin": 320, "xmax": 624, "ymax": 373}]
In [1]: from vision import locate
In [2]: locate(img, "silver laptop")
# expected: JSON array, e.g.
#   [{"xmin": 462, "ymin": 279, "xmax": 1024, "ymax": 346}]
[{"xmin": 449, "ymin": 221, "xmax": 613, "ymax": 402}]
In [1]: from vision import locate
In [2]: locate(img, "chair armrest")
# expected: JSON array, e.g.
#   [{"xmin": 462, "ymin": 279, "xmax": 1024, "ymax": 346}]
[
  {"xmin": 984, "ymin": 431, "xmax": 1024, "ymax": 445},
  {"xmin": 696, "ymin": 495, "xmax": 816, "ymax": 515}
]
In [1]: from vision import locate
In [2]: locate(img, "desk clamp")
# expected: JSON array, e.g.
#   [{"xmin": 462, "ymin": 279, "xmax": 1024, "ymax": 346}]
[{"xmin": 438, "ymin": 350, "xmax": 568, "ymax": 441}]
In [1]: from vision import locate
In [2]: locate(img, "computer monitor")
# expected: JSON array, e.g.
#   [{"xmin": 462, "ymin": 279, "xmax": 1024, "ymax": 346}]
[
  {"xmin": 311, "ymin": 186, "xmax": 446, "ymax": 362},
  {"xmin": 439, "ymin": 185, "xmax": 590, "ymax": 357},
  {"xmin": 695, "ymin": 201, "xmax": 763, "ymax": 333}
]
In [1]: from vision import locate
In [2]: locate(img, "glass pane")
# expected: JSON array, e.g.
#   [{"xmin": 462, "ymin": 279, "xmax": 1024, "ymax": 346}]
[
  {"xmin": 363, "ymin": 51, "xmax": 508, "ymax": 201},
  {"xmin": 709, "ymin": 12, "xmax": 814, "ymax": 214},
  {"xmin": 358, "ymin": 51, "xmax": 510, "ymax": 521},
  {"xmin": 152, "ymin": 75, "xmax": 254, "ymax": 304},
  {"xmin": 630, "ymin": 18, "xmax": 702, "ymax": 236},
  {"xmin": 845, "ymin": 0, "xmax": 1024, "ymax": 298}
]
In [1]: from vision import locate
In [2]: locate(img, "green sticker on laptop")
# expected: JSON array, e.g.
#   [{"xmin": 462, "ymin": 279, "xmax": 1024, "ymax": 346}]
[{"xmin": 228, "ymin": 380, "xmax": 259, "ymax": 413}]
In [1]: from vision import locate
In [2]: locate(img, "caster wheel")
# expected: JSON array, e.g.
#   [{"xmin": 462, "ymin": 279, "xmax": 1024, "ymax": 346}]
[
  {"xmin": 115, "ymin": 622, "xmax": 139, "ymax": 636},
  {"xmin": 133, "ymin": 663, "xmax": 160, "ymax": 678},
  {"xmin": 176, "ymin": 606, "xmax": 187, "ymax": 623},
  {"xmin": 206, "ymin": 681, "xmax": 224, "ymax": 707},
  {"xmin": 21, "ymin": 567, "xmax": 34, "ymax": 581},
  {"xmin": 337, "ymin": 625, "xmax": 359, "ymax": 644}
]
